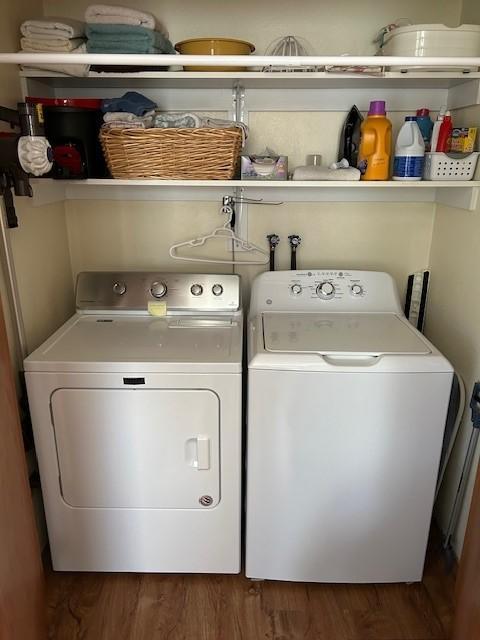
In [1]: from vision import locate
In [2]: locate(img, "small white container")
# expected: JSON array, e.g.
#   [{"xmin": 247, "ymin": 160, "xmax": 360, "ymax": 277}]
[
  {"xmin": 382, "ymin": 24, "xmax": 480, "ymax": 71},
  {"xmin": 423, "ymin": 152, "xmax": 480, "ymax": 181}
]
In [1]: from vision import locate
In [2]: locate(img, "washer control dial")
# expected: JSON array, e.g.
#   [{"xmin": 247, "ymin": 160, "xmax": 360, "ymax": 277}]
[
  {"xmin": 112, "ymin": 281, "xmax": 127, "ymax": 296},
  {"xmin": 316, "ymin": 281, "xmax": 335, "ymax": 299},
  {"xmin": 351, "ymin": 284, "xmax": 364, "ymax": 297},
  {"xmin": 212, "ymin": 284, "xmax": 223, "ymax": 296},
  {"xmin": 191, "ymin": 284, "xmax": 203, "ymax": 296},
  {"xmin": 150, "ymin": 281, "xmax": 167, "ymax": 298},
  {"xmin": 290, "ymin": 284, "xmax": 302, "ymax": 296}
]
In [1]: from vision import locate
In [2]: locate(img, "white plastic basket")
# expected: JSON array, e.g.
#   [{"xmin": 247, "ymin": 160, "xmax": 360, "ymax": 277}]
[{"xmin": 423, "ymin": 152, "xmax": 480, "ymax": 181}]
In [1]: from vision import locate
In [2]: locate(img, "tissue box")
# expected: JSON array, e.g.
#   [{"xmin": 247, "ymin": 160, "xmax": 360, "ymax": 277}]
[
  {"xmin": 241, "ymin": 155, "xmax": 288, "ymax": 180},
  {"xmin": 450, "ymin": 127, "xmax": 477, "ymax": 153}
]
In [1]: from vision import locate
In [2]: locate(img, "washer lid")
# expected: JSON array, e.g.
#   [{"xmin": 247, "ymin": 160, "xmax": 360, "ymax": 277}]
[{"xmin": 263, "ymin": 313, "xmax": 431, "ymax": 356}]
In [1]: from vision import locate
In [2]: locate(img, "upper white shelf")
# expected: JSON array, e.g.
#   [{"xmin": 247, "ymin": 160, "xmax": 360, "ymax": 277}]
[{"xmin": 4, "ymin": 52, "xmax": 480, "ymax": 67}]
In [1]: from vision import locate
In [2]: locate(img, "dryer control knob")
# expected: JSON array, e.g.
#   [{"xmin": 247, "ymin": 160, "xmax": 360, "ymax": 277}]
[
  {"xmin": 351, "ymin": 284, "xmax": 364, "ymax": 296},
  {"xmin": 212, "ymin": 284, "xmax": 223, "ymax": 296},
  {"xmin": 291, "ymin": 284, "xmax": 302, "ymax": 295},
  {"xmin": 112, "ymin": 281, "xmax": 127, "ymax": 296},
  {"xmin": 316, "ymin": 281, "xmax": 335, "ymax": 299},
  {"xmin": 191, "ymin": 284, "xmax": 203, "ymax": 296},
  {"xmin": 150, "ymin": 281, "xmax": 167, "ymax": 298}
]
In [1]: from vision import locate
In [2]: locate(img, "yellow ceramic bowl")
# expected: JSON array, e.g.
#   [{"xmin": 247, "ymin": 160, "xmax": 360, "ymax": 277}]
[{"xmin": 174, "ymin": 38, "xmax": 255, "ymax": 71}]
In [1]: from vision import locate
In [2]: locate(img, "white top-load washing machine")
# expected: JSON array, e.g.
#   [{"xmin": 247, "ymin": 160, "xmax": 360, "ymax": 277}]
[
  {"xmin": 25, "ymin": 271, "xmax": 242, "ymax": 573},
  {"xmin": 246, "ymin": 270, "xmax": 453, "ymax": 583}
]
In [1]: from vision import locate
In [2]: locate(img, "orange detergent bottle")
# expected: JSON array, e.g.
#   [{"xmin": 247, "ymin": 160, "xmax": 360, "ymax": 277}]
[{"xmin": 358, "ymin": 100, "xmax": 392, "ymax": 180}]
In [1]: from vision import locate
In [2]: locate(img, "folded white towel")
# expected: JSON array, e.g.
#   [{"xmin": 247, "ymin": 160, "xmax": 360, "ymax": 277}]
[
  {"xmin": 21, "ymin": 37, "xmax": 85, "ymax": 52},
  {"xmin": 20, "ymin": 42, "xmax": 90, "ymax": 78},
  {"xmin": 103, "ymin": 110, "xmax": 154, "ymax": 127},
  {"xmin": 292, "ymin": 165, "xmax": 361, "ymax": 181},
  {"xmin": 85, "ymin": 4, "xmax": 167, "ymax": 35},
  {"xmin": 21, "ymin": 17, "xmax": 85, "ymax": 39}
]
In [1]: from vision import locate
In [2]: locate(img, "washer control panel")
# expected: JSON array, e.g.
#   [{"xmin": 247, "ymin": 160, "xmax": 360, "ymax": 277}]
[
  {"xmin": 250, "ymin": 270, "xmax": 403, "ymax": 315},
  {"xmin": 76, "ymin": 272, "xmax": 241, "ymax": 312},
  {"xmin": 288, "ymin": 270, "xmax": 367, "ymax": 302}
]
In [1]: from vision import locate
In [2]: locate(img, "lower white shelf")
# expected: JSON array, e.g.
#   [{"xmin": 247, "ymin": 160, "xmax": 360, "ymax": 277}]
[{"xmin": 28, "ymin": 178, "xmax": 480, "ymax": 210}]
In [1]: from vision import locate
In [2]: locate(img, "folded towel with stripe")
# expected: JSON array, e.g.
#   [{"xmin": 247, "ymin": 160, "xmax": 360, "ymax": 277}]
[
  {"xmin": 153, "ymin": 113, "xmax": 249, "ymax": 146},
  {"xmin": 153, "ymin": 112, "xmax": 203, "ymax": 129},
  {"xmin": 19, "ymin": 42, "xmax": 90, "ymax": 77},
  {"xmin": 20, "ymin": 17, "xmax": 85, "ymax": 39},
  {"xmin": 85, "ymin": 4, "xmax": 167, "ymax": 35},
  {"xmin": 21, "ymin": 37, "xmax": 85, "ymax": 52},
  {"xmin": 86, "ymin": 24, "xmax": 175, "ymax": 54}
]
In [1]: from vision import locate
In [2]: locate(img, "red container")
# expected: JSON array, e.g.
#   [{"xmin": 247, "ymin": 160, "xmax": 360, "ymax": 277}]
[{"xmin": 26, "ymin": 97, "xmax": 103, "ymax": 109}]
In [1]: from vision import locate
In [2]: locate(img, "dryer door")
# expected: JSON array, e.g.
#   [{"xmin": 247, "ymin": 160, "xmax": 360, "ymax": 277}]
[{"xmin": 51, "ymin": 388, "xmax": 220, "ymax": 509}]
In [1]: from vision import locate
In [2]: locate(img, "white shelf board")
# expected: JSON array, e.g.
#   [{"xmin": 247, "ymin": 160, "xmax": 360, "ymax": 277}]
[
  {"xmin": 19, "ymin": 68, "xmax": 480, "ymax": 90},
  {"xmin": 54, "ymin": 179, "xmax": 480, "ymax": 188},
  {"xmin": 28, "ymin": 179, "xmax": 480, "ymax": 210},
  {"xmin": 5, "ymin": 52, "xmax": 480, "ymax": 68}
]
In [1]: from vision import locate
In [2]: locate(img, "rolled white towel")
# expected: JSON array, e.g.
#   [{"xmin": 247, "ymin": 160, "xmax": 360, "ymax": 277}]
[
  {"xmin": 292, "ymin": 165, "xmax": 361, "ymax": 181},
  {"xmin": 85, "ymin": 4, "xmax": 167, "ymax": 35},
  {"xmin": 21, "ymin": 17, "xmax": 85, "ymax": 39},
  {"xmin": 21, "ymin": 37, "xmax": 85, "ymax": 52}
]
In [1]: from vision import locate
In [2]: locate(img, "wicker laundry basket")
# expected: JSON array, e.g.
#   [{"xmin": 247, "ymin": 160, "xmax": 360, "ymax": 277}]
[{"xmin": 100, "ymin": 127, "xmax": 243, "ymax": 179}]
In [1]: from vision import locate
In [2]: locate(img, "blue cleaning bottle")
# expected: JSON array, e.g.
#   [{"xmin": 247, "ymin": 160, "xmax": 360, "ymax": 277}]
[{"xmin": 415, "ymin": 108, "xmax": 434, "ymax": 151}]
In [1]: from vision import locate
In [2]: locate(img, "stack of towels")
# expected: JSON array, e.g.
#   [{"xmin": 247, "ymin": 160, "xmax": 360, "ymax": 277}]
[
  {"xmin": 19, "ymin": 17, "xmax": 89, "ymax": 76},
  {"xmin": 101, "ymin": 91, "xmax": 157, "ymax": 129},
  {"xmin": 85, "ymin": 4, "xmax": 175, "ymax": 55},
  {"xmin": 100, "ymin": 93, "xmax": 249, "ymax": 145}
]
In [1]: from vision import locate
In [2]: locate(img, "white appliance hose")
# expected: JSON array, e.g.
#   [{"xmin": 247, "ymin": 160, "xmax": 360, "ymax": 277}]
[{"xmin": 435, "ymin": 371, "xmax": 466, "ymax": 500}]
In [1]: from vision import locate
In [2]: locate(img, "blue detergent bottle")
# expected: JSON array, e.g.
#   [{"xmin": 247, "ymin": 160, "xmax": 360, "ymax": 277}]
[{"xmin": 415, "ymin": 108, "xmax": 434, "ymax": 151}]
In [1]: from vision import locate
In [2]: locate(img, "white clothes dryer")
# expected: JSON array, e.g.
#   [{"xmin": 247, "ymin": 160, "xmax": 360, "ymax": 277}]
[
  {"xmin": 246, "ymin": 270, "xmax": 453, "ymax": 583},
  {"xmin": 25, "ymin": 272, "xmax": 242, "ymax": 573}
]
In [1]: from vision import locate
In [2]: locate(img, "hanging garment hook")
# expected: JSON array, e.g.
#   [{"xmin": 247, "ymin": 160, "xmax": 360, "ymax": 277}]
[
  {"xmin": 222, "ymin": 193, "xmax": 283, "ymax": 206},
  {"xmin": 233, "ymin": 196, "xmax": 283, "ymax": 206},
  {"xmin": 169, "ymin": 202, "xmax": 269, "ymax": 265}
]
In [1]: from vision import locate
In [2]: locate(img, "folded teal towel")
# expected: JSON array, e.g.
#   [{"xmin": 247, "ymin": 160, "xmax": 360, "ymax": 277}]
[{"xmin": 86, "ymin": 24, "xmax": 175, "ymax": 54}]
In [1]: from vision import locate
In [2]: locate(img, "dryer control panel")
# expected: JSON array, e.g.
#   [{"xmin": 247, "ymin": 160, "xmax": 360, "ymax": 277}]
[
  {"xmin": 76, "ymin": 272, "xmax": 241, "ymax": 313},
  {"xmin": 249, "ymin": 270, "xmax": 403, "ymax": 316}
]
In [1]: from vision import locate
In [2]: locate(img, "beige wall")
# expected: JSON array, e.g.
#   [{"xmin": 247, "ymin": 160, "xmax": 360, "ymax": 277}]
[
  {"xmin": 44, "ymin": 0, "xmax": 462, "ymax": 55},
  {"xmin": 462, "ymin": 0, "xmax": 480, "ymax": 23},
  {"xmin": 11, "ymin": 201, "xmax": 74, "ymax": 354},
  {"xmin": 425, "ymin": 112, "xmax": 480, "ymax": 557},
  {"xmin": 66, "ymin": 199, "xmax": 435, "ymax": 300},
  {"xmin": 0, "ymin": 0, "xmax": 74, "ymax": 370}
]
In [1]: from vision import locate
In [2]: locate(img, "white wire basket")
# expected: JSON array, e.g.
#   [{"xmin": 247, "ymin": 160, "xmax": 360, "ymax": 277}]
[
  {"xmin": 263, "ymin": 36, "xmax": 321, "ymax": 72},
  {"xmin": 423, "ymin": 152, "xmax": 480, "ymax": 181}
]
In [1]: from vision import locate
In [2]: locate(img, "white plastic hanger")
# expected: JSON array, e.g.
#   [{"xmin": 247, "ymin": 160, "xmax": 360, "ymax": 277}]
[{"xmin": 169, "ymin": 207, "xmax": 269, "ymax": 265}]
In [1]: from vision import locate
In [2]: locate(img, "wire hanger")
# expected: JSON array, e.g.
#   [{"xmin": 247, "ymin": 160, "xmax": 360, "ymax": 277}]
[{"xmin": 169, "ymin": 207, "xmax": 270, "ymax": 265}]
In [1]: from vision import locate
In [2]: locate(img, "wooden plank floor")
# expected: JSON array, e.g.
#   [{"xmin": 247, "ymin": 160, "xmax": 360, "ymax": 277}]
[{"xmin": 46, "ymin": 538, "xmax": 455, "ymax": 640}]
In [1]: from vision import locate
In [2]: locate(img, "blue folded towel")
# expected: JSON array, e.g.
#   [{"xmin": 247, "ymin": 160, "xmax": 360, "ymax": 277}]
[
  {"xmin": 102, "ymin": 91, "xmax": 157, "ymax": 116},
  {"xmin": 86, "ymin": 24, "xmax": 175, "ymax": 54}
]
